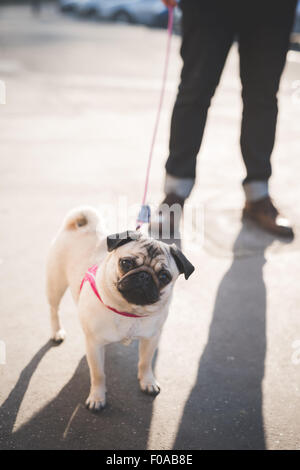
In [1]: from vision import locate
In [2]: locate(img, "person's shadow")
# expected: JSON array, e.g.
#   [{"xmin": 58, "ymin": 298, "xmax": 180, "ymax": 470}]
[
  {"xmin": 0, "ymin": 340, "xmax": 157, "ymax": 449},
  {"xmin": 174, "ymin": 222, "xmax": 277, "ymax": 450}
]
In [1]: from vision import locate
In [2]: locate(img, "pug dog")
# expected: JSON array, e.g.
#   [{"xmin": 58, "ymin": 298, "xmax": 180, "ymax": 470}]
[{"xmin": 46, "ymin": 206, "xmax": 194, "ymax": 411}]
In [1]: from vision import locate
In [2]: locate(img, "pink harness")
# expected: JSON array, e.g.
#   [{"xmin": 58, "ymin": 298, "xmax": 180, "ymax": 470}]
[{"xmin": 79, "ymin": 265, "xmax": 144, "ymax": 318}]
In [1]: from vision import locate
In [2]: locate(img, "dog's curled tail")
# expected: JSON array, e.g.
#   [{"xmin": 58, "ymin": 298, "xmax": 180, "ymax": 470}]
[{"xmin": 63, "ymin": 206, "xmax": 101, "ymax": 232}]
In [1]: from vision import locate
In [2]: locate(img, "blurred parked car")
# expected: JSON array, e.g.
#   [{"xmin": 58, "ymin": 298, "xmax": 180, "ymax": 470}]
[
  {"xmin": 59, "ymin": 0, "xmax": 182, "ymax": 32},
  {"xmin": 75, "ymin": 0, "xmax": 99, "ymax": 16},
  {"xmin": 59, "ymin": 0, "xmax": 79, "ymax": 11},
  {"xmin": 76, "ymin": 0, "xmax": 171, "ymax": 27},
  {"xmin": 293, "ymin": 0, "xmax": 300, "ymax": 32}
]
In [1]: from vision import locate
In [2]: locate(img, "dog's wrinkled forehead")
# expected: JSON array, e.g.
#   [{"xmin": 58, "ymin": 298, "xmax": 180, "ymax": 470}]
[{"xmin": 116, "ymin": 237, "xmax": 170, "ymax": 268}]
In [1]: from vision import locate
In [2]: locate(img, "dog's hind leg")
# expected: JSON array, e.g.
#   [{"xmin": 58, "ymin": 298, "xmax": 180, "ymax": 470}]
[{"xmin": 46, "ymin": 259, "xmax": 68, "ymax": 343}]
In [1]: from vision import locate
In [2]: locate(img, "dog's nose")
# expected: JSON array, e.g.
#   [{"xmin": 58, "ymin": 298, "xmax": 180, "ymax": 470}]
[{"xmin": 138, "ymin": 271, "xmax": 151, "ymax": 284}]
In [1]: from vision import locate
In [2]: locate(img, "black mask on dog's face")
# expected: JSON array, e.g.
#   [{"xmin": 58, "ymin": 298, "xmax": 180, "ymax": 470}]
[
  {"xmin": 106, "ymin": 231, "xmax": 194, "ymax": 306},
  {"xmin": 117, "ymin": 265, "xmax": 160, "ymax": 306}
]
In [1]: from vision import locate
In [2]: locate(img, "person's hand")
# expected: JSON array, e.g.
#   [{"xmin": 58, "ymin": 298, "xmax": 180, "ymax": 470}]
[{"xmin": 161, "ymin": 0, "xmax": 178, "ymax": 7}]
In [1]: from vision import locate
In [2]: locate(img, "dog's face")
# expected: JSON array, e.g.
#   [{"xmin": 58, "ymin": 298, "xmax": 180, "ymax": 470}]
[{"xmin": 102, "ymin": 231, "xmax": 194, "ymax": 309}]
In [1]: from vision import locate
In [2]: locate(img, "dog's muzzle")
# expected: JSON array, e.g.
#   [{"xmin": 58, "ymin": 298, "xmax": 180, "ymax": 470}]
[{"xmin": 117, "ymin": 268, "xmax": 159, "ymax": 306}]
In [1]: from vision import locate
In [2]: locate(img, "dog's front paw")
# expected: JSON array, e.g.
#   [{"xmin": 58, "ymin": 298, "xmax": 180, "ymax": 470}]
[
  {"xmin": 51, "ymin": 328, "xmax": 66, "ymax": 344},
  {"xmin": 85, "ymin": 389, "xmax": 106, "ymax": 412},
  {"xmin": 139, "ymin": 375, "xmax": 161, "ymax": 396}
]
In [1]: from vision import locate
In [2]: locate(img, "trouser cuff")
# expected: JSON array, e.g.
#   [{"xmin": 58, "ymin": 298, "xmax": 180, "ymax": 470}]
[
  {"xmin": 243, "ymin": 180, "xmax": 269, "ymax": 202},
  {"xmin": 164, "ymin": 174, "xmax": 195, "ymax": 199}
]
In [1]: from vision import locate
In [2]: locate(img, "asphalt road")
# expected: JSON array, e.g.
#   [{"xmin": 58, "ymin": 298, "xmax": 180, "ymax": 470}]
[{"xmin": 0, "ymin": 4, "xmax": 300, "ymax": 450}]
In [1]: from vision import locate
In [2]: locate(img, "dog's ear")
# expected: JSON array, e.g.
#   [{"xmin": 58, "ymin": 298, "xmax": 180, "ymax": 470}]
[
  {"xmin": 170, "ymin": 244, "xmax": 195, "ymax": 280},
  {"xmin": 107, "ymin": 230, "xmax": 141, "ymax": 252}
]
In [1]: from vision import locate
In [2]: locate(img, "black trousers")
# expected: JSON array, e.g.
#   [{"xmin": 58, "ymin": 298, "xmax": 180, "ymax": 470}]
[{"xmin": 165, "ymin": 0, "xmax": 297, "ymax": 184}]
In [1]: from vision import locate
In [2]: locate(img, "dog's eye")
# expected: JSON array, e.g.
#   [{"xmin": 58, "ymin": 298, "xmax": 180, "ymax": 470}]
[
  {"xmin": 158, "ymin": 270, "xmax": 171, "ymax": 286},
  {"xmin": 120, "ymin": 258, "xmax": 134, "ymax": 272}
]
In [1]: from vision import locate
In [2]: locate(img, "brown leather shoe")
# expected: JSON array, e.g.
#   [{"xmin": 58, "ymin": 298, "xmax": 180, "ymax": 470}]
[{"xmin": 242, "ymin": 196, "xmax": 294, "ymax": 238}]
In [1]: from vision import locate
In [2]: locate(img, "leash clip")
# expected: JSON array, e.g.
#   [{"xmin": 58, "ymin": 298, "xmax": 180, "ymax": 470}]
[{"xmin": 137, "ymin": 204, "xmax": 151, "ymax": 226}]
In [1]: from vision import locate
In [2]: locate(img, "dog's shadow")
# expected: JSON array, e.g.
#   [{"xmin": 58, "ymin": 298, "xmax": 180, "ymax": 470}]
[{"xmin": 0, "ymin": 341, "xmax": 157, "ymax": 450}]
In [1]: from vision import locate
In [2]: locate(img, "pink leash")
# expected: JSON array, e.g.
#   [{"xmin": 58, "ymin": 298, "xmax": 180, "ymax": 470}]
[
  {"xmin": 80, "ymin": 10, "xmax": 175, "ymax": 316},
  {"xmin": 136, "ymin": 6, "xmax": 174, "ymax": 229}
]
